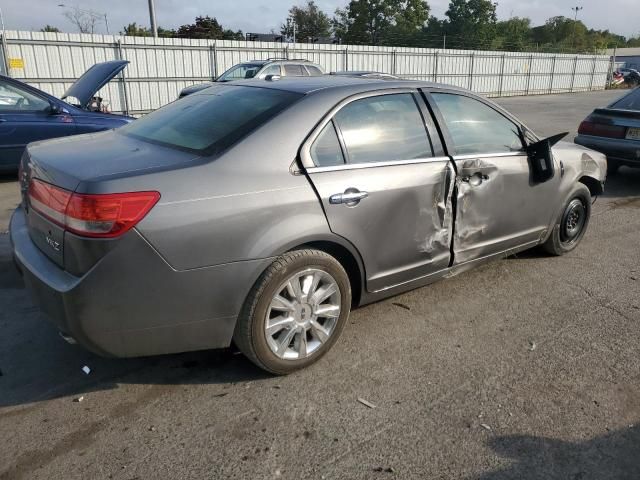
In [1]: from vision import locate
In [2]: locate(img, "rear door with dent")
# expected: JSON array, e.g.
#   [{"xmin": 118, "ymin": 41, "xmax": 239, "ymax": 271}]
[{"xmin": 301, "ymin": 89, "xmax": 454, "ymax": 293}]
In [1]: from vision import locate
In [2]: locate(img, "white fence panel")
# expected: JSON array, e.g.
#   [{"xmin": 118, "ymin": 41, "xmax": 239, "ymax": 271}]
[{"xmin": 1, "ymin": 30, "xmax": 611, "ymax": 115}]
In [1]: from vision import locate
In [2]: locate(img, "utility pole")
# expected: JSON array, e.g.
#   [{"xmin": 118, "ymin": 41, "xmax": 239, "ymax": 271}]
[
  {"xmin": 148, "ymin": 0, "xmax": 158, "ymax": 37},
  {"xmin": 287, "ymin": 18, "xmax": 297, "ymax": 43},
  {"xmin": 570, "ymin": 6, "xmax": 583, "ymax": 50}
]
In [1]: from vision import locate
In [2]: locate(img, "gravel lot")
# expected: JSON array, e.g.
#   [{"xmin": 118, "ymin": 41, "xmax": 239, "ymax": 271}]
[{"xmin": 1, "ymin": 89, "xmax": 639, "ymax": 480}]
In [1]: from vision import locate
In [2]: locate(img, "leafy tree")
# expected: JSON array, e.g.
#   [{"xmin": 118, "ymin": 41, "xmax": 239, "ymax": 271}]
[
  {"xmin": 444, "ymin": 0, "xmax": 497, "ymax": 48},
  {"xmin": 494, "ymin": 17, "xmax": 531, "ymax": 51},
  {"xmin": 121, "ymin": 22, "xmax": 175, "ymax": 37},
  {"xmin": 333, "ymin": 0, "xmax": 400, "ymax": 45},
  {"xmin": 176, "ymin": 16, "xmax": 243, "ymax": 40},
  {"xmin": 41, "ymin": 25, "xmax": 61, "ymax": 33},
  {"xmin": 387, "ymin": 0, "xmax": 430, "ymax": 46},
  {"xmin": 281, "ymin": 1, "xmax": 331, "ymax": 42}
]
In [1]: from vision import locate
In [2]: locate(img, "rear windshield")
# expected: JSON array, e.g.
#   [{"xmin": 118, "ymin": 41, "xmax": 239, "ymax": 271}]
[
  {"xmin": 120, "ymin": 85, "xmax": 301, "ymax": 154},
  {"xmin": 611, "ymin": 88, "xmax": 640, "ymax": 111}
]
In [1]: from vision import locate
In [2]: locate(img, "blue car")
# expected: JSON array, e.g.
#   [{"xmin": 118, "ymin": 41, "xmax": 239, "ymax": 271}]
[{"xmin": 0, "ymin": 60, "xmax": 133, "ymax": 172}]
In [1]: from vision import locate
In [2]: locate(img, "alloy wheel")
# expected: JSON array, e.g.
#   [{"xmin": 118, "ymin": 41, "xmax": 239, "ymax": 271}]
[{"xmin": 264, "ymin": 268, "xmax": 341, "ymax": 360}]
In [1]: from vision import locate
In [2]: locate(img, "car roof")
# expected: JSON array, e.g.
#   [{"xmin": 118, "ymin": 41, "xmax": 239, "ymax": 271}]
[{"xmin": 225, "ymin": 75, "xmax": 467, "ymax": 95}]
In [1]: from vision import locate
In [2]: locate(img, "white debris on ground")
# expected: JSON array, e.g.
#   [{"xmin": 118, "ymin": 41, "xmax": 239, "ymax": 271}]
[{"xmin": 357, "ymin": 398, "xmax": 376, "ymax": 409}]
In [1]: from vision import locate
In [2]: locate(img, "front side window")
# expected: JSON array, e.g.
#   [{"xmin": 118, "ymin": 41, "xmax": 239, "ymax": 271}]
[
  {"xmin": 284, "ymin": 64, "xmax": 307, "ymax": 76},
  {"xmin": 217, "ymin": 63, "xmax": 262, "ymax": 81},
  {"xmin": 121, "ymin": 85, "xmax": 301, "ymax": 154},
  {"xmin": 0, "ymin": 80, "xmax": 49, "ymax": 111},
  {"xmin": 431, "ymin": 93, "xmax": 523, "ymax": 155},
  {"xmin": 310, "ymin": 121, "xmax": 345, "ymax": 167},
  {"xmin": 333, "ymin": 93, "xmax": 433, "ymax": 164},
  {"xmin": 258, "ymin": 64, "xmax": 281, "ymax": 78}
]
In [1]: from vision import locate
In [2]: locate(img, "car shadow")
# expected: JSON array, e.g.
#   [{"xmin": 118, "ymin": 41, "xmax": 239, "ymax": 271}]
[
  {"xmin": 0, "ymin": 173, "xmax": 18, "ymax": 184},
  {"xmin": 473, "ymin": 426, "xmax": 640, "ymax": 479},
  {"xmin": 0, "ymin": 246, "xmax": 272, "ymax": 409},
  {"xmin": 602, "ymin": 166, "xmax": 640, "ymax": 199}
]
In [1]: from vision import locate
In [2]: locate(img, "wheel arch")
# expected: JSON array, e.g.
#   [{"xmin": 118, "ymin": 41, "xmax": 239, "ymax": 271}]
[
  {"xmin": 290, "ymin": 239, "xmax": 365, "ymax": 307},
  {"xmin": 578, "ymin": 175, "xmax": 604, "ymax": 197}
]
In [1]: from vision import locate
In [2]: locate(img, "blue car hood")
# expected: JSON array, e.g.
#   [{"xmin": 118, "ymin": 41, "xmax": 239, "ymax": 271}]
[{"xmin": 61, "ymin": 60, "xmax": 128, "ymax": 109}]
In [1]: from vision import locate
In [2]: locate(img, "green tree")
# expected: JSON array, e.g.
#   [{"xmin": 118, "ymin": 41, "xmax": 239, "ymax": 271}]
[
  {"xmin": 121, "ymin": 22, "xmax": 176, "ymax": 37},
  {"xmin": 281, "ymin": 1, "xmax": 331, "ymax": 42},
  {"xmin": 176, "ymin": 16, "xmax": 243, "ymax": 40},
  {"xmin": 386, "ymin": 0, "xmax": 430, "ymax": 46},
  {"xmin": 333, "ymin": 0, "xmax": 401, "ymax": 45},
  {"xmin": 494, "ymin": 17, "xmax": 531, "ymax": 51},
  {"xmin": 40, "ymin": 25, "xmax": 61, "ymax": 33},
  {"xmin": 444, "ymin": 0, "xmax": 497, "ymax": 49}
]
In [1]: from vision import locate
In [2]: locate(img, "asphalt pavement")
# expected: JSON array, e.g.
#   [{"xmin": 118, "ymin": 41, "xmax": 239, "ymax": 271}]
[{"xmin": 0, "ymin": 88, "xmax": 639, "ymax": 480}]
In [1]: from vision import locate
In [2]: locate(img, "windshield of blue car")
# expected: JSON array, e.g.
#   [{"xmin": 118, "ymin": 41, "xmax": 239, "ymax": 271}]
[
  {"xmin": 120, "ymin": 85, "xmax": 302, "ymax": 154},
  {"xmin": 217, "ymin": 63, "xmax": 263, "ymax": 82},
  {"xmin": 611, "ymin": 88, "xmax": 640, "ymax": 111}
]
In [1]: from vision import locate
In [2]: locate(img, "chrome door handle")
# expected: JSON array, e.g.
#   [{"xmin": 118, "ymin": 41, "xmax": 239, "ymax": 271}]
[{"xmin": 329, "ymin": 190, "xmax": 369, "ymax": 205}]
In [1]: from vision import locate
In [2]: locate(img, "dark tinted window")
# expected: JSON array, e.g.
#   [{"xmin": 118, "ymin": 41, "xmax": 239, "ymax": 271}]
[
  {"xmin": 611, "ymin": 88, "xmax": 640, "ymax": 110},
  {"xmin": 334, "ymin": 93, "xmax": 432, "ymax": 164},
  {"xmin": 284, "ymin": 64, "xmax": 307, "ymax": 76},
  {"xmin": 431, "ymin": 93, "xmax": 523, "ymax": 155},
  {"xmin": 310, "ymin": 121, "xmax": 345, "ymax": 167},
  {"xmin": 305, "ymin": 65, "xmax": 323, "ymax": 76},
  {"xmin": 121, "ymin": 85, "xmax": 301, "ymax": 154}
]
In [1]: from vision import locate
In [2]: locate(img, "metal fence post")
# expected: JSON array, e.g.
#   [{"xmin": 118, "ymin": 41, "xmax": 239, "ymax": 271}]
[
  {"xmin": 548, "ymin": 55, "xmax": 557, "ymax": 94},
  {"xmin": 210, "ymin": 43, "xmax": 218, "ymax": 79},
  {"xmin": 285, "ymin": 45, "xmax": 290, "ymax": 60},
  {"xmin": 589, "ymin": 56, "xmax": 597, "ymax": 91},
  {"xmin": 433, "ymin": 51, "xmax": 439, "ymax": 82},
  {"xmin": 116, "ymin": 40, "xmax": 130, "ymax": 116},
  {"xmin": 569, "ymin": 55, "xmax": 578, "ymax": 92},
  {"xmin": 343, "ymin": 48, "xmax": 348, "ymax": 71},
  {"xmin": 525, "ymin": 54, "xmax": 533, "ymax": 95},
  {"xmin": 0, "ymin": 33, "xmax": 8, "ymax": 76},
  {"xmin": 498, "ymin": 53, "xmax": 506, "ymax": 96},
  {"xmin": 468, "ymin": 53, "xmax": 475, "ymax": 91},
  {"xmin": 391, "ymin": 49, "xmax": 397, "ymax": 75}
]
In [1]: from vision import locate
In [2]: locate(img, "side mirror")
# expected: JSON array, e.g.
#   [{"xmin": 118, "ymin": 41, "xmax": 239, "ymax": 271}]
[
  {"xmin": 526, "ymin": 132, "xmax": 568, "ymax": 183},
  {"xmin": 48, "ymin": 101, "xmax": 62, "ymax": 115}
]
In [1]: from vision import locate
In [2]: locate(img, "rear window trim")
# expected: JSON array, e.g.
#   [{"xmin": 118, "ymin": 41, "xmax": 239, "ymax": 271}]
[{"xmin": 119, "ymin": 86, "xmax": 304, "ymax": 157}]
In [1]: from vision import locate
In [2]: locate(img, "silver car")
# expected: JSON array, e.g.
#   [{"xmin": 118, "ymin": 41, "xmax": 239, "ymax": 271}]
[{"xmin": 10, "ymin": 77, "xmax": 606, "ymax": 374}]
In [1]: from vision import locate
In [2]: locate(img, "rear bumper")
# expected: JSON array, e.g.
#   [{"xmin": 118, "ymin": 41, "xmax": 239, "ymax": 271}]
[
  {"xmin": 10, "ymin": 207, "xmax": 272, "ymax": 357},
  {"xmin": 574, "ymin": 135, "xmax": 640, "ymax": 165}
]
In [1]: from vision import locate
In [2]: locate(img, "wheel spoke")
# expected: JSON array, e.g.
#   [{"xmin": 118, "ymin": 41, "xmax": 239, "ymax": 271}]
[
  {"xmin": 286, "ymin": 277, "xmax": 304, "ymax": 302},
  {"xmin": 270, "ymin": 294, "xmax": 295, "ymax": 312},
  {"xmin": 315, "ymin": 304, "xmax": 340, "ymax": 318},
  {"xmin": 296, "ymin": 328, "xmax": 308, "ymax": 357},
  {"xmin": 311, "ymin": 283, "xmax": 337, "ymax": 304},
  {"xmin": 266, "ymin": 315, "xmax": 295, "ymax": 336},
  {"xmin": 310, "ymin": 319, "xmax": 330, "ymax": 343},
  {"xmin": 306, "ymin": 272, "xmax": 322, "ymax": 301},
  {"xmin": 276, "ymin": 327, "xmax": 297, "ymax": 356}
]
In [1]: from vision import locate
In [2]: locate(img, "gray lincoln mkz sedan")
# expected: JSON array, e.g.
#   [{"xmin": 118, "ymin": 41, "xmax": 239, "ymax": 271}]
[{"xmin": 11, "ymin": 76, "xmax": 606, "ymax": 374}]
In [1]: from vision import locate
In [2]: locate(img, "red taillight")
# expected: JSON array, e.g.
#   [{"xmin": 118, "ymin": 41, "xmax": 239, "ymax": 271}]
[
  {"xmin": 578, "ymin": 120, "xmax": 626, "ymax": 139},
  {"xmin": 28, "ymin": 179, "xmax": 160, "ymax": 238}
]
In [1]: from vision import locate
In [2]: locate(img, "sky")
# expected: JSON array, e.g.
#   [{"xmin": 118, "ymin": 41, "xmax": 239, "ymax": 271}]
[{"xmin": 0, "ymin": 0, "xmax": 637, "ymax": 38}]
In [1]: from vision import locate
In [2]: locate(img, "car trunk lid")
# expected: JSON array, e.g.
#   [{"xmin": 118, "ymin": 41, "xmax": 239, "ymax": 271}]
[{"xmin": 21, "ymin": 130, "xmax": 198, "ymax": 269}]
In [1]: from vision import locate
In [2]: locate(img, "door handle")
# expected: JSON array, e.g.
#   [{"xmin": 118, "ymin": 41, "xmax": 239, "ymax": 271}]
[
  {"xmin": 460, "ymin": 173, "xmax": 489, "ymax": 185},
  {"xmin": 329, "ymin": 189, "xmax": 369, "ymax": 205}
]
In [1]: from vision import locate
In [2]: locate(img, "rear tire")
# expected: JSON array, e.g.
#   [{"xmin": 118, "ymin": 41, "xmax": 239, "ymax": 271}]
[
  {"xmin": 233, "ymin": 249, "xmax": 351, "ymax": 375},
  {"xmin": 542, "ymin": 183, "xmax": 591, "ymax": 256}
]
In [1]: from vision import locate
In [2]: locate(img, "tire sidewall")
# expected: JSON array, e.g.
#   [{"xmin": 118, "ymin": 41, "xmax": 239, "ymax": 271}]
[
  {"xmin": 249, "ymin": 252, "xmax": 351, "ymax": 374},
  {"xmin": 548, "ymin": 184, "xmax": 591, "ymax": 255}
]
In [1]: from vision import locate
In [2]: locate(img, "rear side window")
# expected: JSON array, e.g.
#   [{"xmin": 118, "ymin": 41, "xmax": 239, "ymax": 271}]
[
  {"xmin": 310, "ymin": 121, "xmax": 345, "ymax": 167},
  {"xmin": 121, "ymin": 85, "xmax": 301, "ymax": 154},
  {"xmin": 611, "ymin": 88, "xmax": 640, "ymax": 110},
  {"xmin": 431, "ymin": 93, "xmax": 523, "ymax": 155},
  {"xmin": 305, "ymin": 65, "xmax": 323, "ymax": 76},
  {"xmin": 284, "ymin": 64, "xmax": 307, "ymax": 76},
  {"xmin": 258, "ymin": 64, "xmax": 281, "ymax": 78},
  {"xmin": 333, "ymin": 93, "xmax": 433, "ymax": 164}
]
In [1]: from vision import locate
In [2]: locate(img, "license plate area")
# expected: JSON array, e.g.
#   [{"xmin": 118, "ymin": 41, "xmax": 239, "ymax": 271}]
[{"xmin": 626, "ymin": 127, "xmax": 640, "ymax": 140}]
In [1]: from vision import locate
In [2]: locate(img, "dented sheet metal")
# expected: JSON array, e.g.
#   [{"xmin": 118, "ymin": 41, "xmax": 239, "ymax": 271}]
[{"xmin": 451, "ymin": 153, "xmax": 563, "ymax": 265}]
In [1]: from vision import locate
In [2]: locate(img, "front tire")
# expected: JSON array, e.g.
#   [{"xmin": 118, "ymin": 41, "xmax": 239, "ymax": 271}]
[
  {"xmin": 234, "ymin": 249, "xmax": 351, "ymax": 375},
  {"xmin": 542, "ymin": 183, "xmax": 591, "ymax": 256}
]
